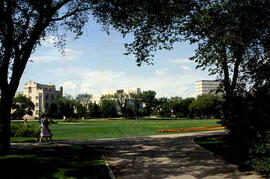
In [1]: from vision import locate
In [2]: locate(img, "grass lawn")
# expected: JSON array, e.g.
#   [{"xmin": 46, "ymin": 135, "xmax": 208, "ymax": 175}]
[
  {"xmin": 0, "ymin": 145, "xmax": 110, "ymax": 179},
  {"xmin": 11, "ymin": 118, "xmax": 222, "ymax": 142}
]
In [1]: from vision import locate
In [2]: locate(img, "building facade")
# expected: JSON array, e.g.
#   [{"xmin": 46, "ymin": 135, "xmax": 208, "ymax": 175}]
[
  {"xmin": 102, "ymin": 88, "xmax": 141, "ymax": 96},
  {"xmin": 23, "ymin": 81, "xmax": 63, "ymax": 118},
  {"xmin": 195, "ymin": 80, "xmax": 220, "ymax": 97}
]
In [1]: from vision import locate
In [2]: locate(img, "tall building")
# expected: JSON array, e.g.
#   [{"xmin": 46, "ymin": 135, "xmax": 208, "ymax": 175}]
[
  {"xmin": 195, "ymin": 80, "xmax": 220, "ymax": 97},
  {"xmin": 23, "ymin": 81, "xmax": 63, "ymax": 118}
]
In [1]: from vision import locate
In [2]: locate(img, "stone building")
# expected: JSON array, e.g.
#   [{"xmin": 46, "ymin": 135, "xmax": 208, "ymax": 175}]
[
  {"xmin": 195, "ymin": 80, "xmax": 220, "ymax": 97},
  {"xmin": 23, "ymin": 81, "xmax": 63, "ymax": 118},
  {"xmin": 102, "ymin": 88, "xmax": 141, "ymax": 96}
]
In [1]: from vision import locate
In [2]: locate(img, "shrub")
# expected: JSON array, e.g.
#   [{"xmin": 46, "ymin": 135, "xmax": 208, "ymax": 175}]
[
  {"xmin": 11, "ymin": 123, "xmax": 40, "ymax": 137},
  {"xmin": 248, "ymin": 134, "xmax": 270, "ymax": 178},
  {"xmin": 62, "ymin": 118, "xmax": 79, "ymax": 123}
]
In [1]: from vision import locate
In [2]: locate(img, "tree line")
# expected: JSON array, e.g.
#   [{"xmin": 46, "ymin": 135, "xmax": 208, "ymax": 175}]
[{"xmin": 11, "ymin": 91, "xmax": 223, "ymax": 120}]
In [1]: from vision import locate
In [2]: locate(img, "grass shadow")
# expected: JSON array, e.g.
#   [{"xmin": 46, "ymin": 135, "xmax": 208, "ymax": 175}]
[
  {"xmin": 194, "ymin": 134, "xmax": 252, "ymax": 171},
  {"xmin": 0, "ymin": 145, "xmax": 110, "ymax": 179}
]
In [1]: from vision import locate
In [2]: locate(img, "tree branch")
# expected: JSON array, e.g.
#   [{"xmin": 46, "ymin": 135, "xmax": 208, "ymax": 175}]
[
  {"xmin": 9, "ymin": 8, "xmax": 54, "ymax": 95},
  {"xmin": 53, "ymin": 0, "xmax": 73, "ymax": 11},
  {"xmin": 14, "ymin": 10, "xmax": 33, "ymax": 47},
  {"xmin": 51, "ymin": 7, "xmax": 91, "ymax": 21}
]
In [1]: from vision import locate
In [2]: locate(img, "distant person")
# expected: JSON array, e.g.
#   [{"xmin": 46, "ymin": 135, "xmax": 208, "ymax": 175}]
[
  {"xmin": 63, "ymin": 116, "xmax": 66, "ymax": 120},
  {"xmin": 23, "ymin": 117, "xmax": 27, "ymax": 126},
  {"xmin": 39, "ymin": 115, "xmax": 53, "ymax": 143}
]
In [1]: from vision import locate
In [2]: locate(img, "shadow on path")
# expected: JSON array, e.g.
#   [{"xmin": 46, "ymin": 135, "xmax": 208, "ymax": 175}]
[
  {"xmin": 12, "ymin": 131, "xmax": 262, "ymax": 179},
  {"xmin": 80, "ymin": 131, "xmax": 261, "ymax": 179}
]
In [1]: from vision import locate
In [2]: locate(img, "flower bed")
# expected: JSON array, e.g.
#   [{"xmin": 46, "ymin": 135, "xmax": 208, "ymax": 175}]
[{"xmin": 156, "ymin": 126, "xmax": 225, "ymax": 133}]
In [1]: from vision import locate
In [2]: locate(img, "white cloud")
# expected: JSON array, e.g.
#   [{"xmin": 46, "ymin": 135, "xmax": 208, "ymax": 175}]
[
  {"xmin": 61, "ymin": 48, "xmax": 82, "ymax": 60},
  {"xmin": 43, "ymin": 66, "xmax": 213, "ymax": 98},
  {"xmin": 30, "ymin": 48, "xmax": 82, "ymax": 63},
  {"xmin": 180, "ymin": 65, "xmax": 191, "ymax": 71},
  {"xmin": 30, "ymin": 56, "xmax": 58, "ymax": 63},
  {"xmin": 155, "ymin": 68, "xmax": 168, "ymax": 76},
  {"xmin": 82, "ymin": 71, "xmax": 124, "ymax": 82},
  {"xmin": 170, "ymin": 58, "xmax": 194, "ymax": 64}
]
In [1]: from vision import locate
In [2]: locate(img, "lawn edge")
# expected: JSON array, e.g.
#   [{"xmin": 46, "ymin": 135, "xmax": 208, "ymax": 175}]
[
  {"xmin": 192, "ymin": 137, "xmax": 215, "ymax": 155},
  {"xmin": 103, "ymin": 155, "xmax": 116, "ymax": 179}
]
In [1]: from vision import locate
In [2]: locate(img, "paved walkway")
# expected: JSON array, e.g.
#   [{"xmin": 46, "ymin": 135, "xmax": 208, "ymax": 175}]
[{"xmin": 12, "ymin": 131, "xmax": 263, "ymax": 179}]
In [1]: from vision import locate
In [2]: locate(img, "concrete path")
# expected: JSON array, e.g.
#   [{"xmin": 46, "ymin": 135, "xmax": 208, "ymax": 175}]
[{"xmin": 12, "ymin": 131, "xmax": 263, "ymax": 179}]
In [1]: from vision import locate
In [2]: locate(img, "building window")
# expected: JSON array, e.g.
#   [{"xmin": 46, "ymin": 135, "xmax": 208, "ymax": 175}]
[
  {"xmin": 28, "ymin": 87, "xmax": 32, "ymax": 93},
  {"xmin": 51, "ymin": 95, "xmax": 54, "ymax": 100},
  {"xmin": 45, "ymin": 103, "xmax": 49, "ymax": 108},
  {"xmin": 35, "ymin": 96, "xmax": 38, "ymax": 100},
  {"xmin": 29, "ymin": 96, "xmax": 32, "ymax": 100},
  {"xmin": 36, "ymin": 103, "xmax": 38, "ymax": 107},
  {"xmin": 45, "ymin": 94, "xmax": 49, "ymax": 100}
]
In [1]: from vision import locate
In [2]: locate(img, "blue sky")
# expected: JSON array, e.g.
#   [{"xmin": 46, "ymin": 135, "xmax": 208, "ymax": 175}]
[{"xmin": 18, "ymin": 20, "xmax": 216, "ymax": 98}]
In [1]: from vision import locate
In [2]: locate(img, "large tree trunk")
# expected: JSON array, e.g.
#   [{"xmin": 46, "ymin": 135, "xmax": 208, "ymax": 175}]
[{"xmin": 0, "ymin": 89, "xmax": 13, "ymax": 154}]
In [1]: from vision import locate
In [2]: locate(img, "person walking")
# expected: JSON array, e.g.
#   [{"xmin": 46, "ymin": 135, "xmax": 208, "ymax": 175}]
[{"xmin": 39, "ymin": 115, "xmax": 53, "ymax": 143}]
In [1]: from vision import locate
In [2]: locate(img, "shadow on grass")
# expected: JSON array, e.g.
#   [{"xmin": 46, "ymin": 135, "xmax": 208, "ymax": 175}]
[
  {"xmin": 194, "ymin": 135, "xmax": 252, "ymax": 171},
  {"xmin": 0, "ymin": 145, "xmax": 110, "ymax": 179}
]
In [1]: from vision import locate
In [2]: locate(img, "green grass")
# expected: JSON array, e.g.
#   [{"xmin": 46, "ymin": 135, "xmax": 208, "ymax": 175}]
[
  {"xmin": 11, "ymin": 118, "xmax": 221, "ymax": 142},
  {"xmin": 0, "ymin": 145, "xmax": 110, "ymax": 179}
]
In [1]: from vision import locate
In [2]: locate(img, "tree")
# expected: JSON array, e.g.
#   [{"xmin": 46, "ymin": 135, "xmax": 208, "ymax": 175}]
[
  {"xmin": 129, "ymin": 92, "xmax": 142, "ymax": 120},
  {"xmin": 112, "ymin": 93, "xmax": 129, "ymax": 118},
  {"xmin": 75, "ymin": 93, "xmax": 92, "ymax": 108},
  {"xmin": 188, "ymin": 94, "xmax": 223, "ymax": 119},
  {"xmin": 100, "ymin": 98, "xmax": 117, "ymax": 118},
  {"xmin": 56, "ymin": 95, "xmax": 76, "ymax": 118},
  {"xmin": 181, "ymin": 97, "xmax": 195, "ymax": 118},
  {"xmin": 48, "ymin": 103, "xmax": 58, "ymax": 118},
  {"xmin": 0, "ymin": 0, "xmax": 94, "ymax": 152},
  {"xmin": 75, "ymin": 93, "xmax": 93, "ymax": 118},
  {"xmin": 87, "ymin": 102, "xmax": 102, "ymax": 118},
  {"xmin": 140, "ymin": 90, "xmax": 157, "ymax": 116},
  {"xmin": 75, "ymin": 102, "xmax": 86, "ymax": 118},
  {"xmin": 169, "ymin": 97, "xmax": 183, "ymax": 118},
  {"xmin": 155, "ymin": 97, "xmax": 171, "ymax": 118},
  {"xmin": 11, "ymin": 94, "xmax": 34, "ymax": 120}
]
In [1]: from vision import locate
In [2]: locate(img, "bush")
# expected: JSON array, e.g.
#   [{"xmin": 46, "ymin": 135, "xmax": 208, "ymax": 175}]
[
  {"xmin": 62, "ymin": 118, "xmax": 79, "ymax": 123},
  {"xmin": 249, "ymin": 134, "xmax": 270, "ymax": 178},
  {"xmin": 221, "ymin": 87, "xmax": 270, "ymax": 177},
  {"xmin": 11, "ymin": 123, "xmax": 40, "ymax": 137}
]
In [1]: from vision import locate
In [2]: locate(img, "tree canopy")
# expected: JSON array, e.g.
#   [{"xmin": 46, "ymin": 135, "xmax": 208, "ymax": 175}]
[
  {"xmin": 11, "ymin": 94, "xmax": 34, "ymax": 120},
  {"xmin": 91, "ymin": 0, "xmax": 270, "ymax": 96},
  {"xmin": 140, "ymin": 90, "xmax": 157, "ymax": 116}
]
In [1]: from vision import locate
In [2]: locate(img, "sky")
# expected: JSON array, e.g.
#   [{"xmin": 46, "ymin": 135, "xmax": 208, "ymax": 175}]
[{"xmin": 18, "ymin": 19, "xmax": 216, "ymax": 98}]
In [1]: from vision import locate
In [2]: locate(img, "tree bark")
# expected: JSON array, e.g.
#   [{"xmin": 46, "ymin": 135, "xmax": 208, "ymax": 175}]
[{"xmin": 0, "ymin": 88, "xmax": 13, "ymax": 154}]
